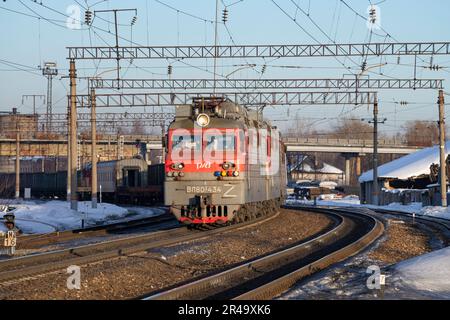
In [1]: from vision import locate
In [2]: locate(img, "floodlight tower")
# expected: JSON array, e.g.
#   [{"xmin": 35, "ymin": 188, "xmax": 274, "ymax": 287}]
[{"xmin": 42, "ymin": 62, "xmax": 58, "ymax": 131}]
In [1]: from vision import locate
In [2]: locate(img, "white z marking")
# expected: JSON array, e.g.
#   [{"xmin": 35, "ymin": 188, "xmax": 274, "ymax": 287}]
[{"xmin": 223, "ymin": 184, "xmax": 237, "ymax": 198}]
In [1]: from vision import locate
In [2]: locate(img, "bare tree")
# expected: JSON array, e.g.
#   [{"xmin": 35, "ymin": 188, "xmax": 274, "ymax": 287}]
[
  {"xmin": 131, "ymin": 119, "xmax": 146, "ymax": 135},
  {"xmin": 403, "ymin": 120, "xmax": 439, "ymax": 147},
  {"xmin": 283, "ymin": 118, "xmax": 319, "ymax": 138},
  {"xmin": 329, "ymin": 118, "xmax": 375, "ymax": 140}
]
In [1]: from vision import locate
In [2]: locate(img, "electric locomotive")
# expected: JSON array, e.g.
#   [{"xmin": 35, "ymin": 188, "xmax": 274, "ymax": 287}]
[{"xmin": 164, "ymin": 97, "xmax": 287, "ymax": 225}]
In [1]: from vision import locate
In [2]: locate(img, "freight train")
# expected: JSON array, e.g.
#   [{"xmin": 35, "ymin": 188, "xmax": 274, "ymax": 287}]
[
  {"xmin": 78, "ymin": 158, "xmax": 164, "ymax": 204},
  {"xmin": 164, "ymin": 97, "xmax": 287, "ymax": 225},
  {"xmin": 0, "ymin": 159, "xmax": 164, "ymax": 204}
]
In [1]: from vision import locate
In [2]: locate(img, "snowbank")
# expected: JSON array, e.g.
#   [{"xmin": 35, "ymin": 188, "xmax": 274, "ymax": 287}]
[
  {"xmin": 359, "ymin": 142, "xmax": 449, "ymax": 183},
  {"xmin": 12, "ymin": 201, "xmax": 130, "ymax": 233},
  {"xmin": 394, "ymin": 247, "xmax": 450, "ymax": 296},
  {"xmin": 380, "ymin": 202, "xmax": 450, "ymax": 220},
  {"xmin": 286, "ymin": 197, "xmax": 450, "ymax": 220},
  {"xmin": 0, "ymin": 200, "xmax": 163, "ymax": 234}
]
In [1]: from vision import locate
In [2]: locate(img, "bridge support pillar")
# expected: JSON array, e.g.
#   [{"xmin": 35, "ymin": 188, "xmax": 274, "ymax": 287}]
[
  {"xmin": 345, "ymin": 157, "xmax": 351, "ymax": 186},
  {"xmin": 341, "ymin": 153, "xmax": 361, "ymax": 186}
]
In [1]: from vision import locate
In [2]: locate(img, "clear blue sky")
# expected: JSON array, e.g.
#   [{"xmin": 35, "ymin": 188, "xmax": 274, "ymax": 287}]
[{"xmin": 1, "ymin": 0, "xmax": 450, "ymax": 135}]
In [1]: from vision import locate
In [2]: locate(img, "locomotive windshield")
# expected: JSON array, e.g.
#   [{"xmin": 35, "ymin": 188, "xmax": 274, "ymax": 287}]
[
  {"xmin": 169, "ymin": 129, "xmax": 238, "ymax": 162},
  {"xmin": 204, "ymin": 133, "xmax": 235, "ymax": 151}
]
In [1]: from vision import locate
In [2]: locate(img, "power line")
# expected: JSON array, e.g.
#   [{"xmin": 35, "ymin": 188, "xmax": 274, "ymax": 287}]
[{"xmin": 153, "ymin": 0, "xmax": 215, "ymax": 24}]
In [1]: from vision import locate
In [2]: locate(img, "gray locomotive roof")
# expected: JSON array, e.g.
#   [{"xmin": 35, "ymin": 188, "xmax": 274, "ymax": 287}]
[{"xmin": 170, "ymin": 100, "xmax": 273, "ymax": 129}]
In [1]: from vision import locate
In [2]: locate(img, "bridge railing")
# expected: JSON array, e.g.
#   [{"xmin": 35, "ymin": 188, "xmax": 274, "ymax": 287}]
[{"xmin": 282, "ymin": 137, "xmax": 412, "ymax": 147}]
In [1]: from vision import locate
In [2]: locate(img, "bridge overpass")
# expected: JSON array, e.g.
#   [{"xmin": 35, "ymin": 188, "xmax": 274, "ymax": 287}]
[
  {"xmin": 283, "ymin": 138, "xmax": 421, "ymax": 154},
  {"xmin": 0, "ymin": 135, "xmax": 422, "ymax": 156},
  {"xmin": 0, "ymin": 135, "xmax": 423, "ymax": 185}
]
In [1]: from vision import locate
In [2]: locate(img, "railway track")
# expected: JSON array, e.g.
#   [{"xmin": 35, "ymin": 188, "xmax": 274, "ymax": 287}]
[
  {"xmin": 143, "ymin": 206, "xmax": 384, "ymax": 300},
  {"xmin": 373, "ymin": 208, "xmax": 450, "ymax": 231},
  {"xmin": 0, "ymin": 210, "xmax": 280, "ymax": 284},
  {"xmin": 15, "ymin": 211, "xmax": 174, "ymax": 250}
]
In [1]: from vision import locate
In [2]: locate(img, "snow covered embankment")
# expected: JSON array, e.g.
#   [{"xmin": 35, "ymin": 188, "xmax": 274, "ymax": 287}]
[
  {"xmin": 391, "ymin": 246, "xmax": 450, "ymax": 298},
  {"xmin": 1, "ymin": 201, "xmax": 162, "ymax": 234}
]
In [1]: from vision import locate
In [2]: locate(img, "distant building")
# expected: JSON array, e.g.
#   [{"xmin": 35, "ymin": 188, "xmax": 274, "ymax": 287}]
[
  {"xmin": 288, "ymin": 155, "xmax": 344, "ymax": 185},
  {"xmin": 359, "ymin": 142, "xmax": 450, "ymax": 205},
  {"xmin": 0, "ymin": 108, "xmax": 38, "ymax": 138}
]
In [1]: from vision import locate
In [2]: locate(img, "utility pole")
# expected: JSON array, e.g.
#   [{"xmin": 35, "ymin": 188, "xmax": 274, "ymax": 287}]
[
  {"xmin": 364, "ymin": 93, "xmax": 386, "ymax": 205},
  {"xmin": 161, "ymin": 124, "xmax": 166, "ymax": 163},
  {"xmin": 213, "ymin": 0, "xmax": 219, "ymax": 94},
  {"xmin": 94, "ymin": 9, "xmax": 137, "ymax": 88},
  {"xmin": 42, "ymin": 62, "xmax": 58, "ymax": 131},
  {"xmin": 438, "ymin": 89, "xmax": 447, "ymax": 207},
  {"xmin": 15, "ymin": 114, "xmax": 20, "ymax": 199},
  {"xmin": 69, "ymin": 59, "xmax": 78, "ymax": 211},
  {"xmin": 372, "ymin": 96, "xmax": 379, "ymax": 206},
  {"xmin": 66, "ymin": 100, "xmax": 71, "ymax": 202},
  {"xmin": 90, "ymin": 89, "xmax": 98, "ymax": 209},
  {"xmin": 22, "ymin": 95, "xmax": 45, "ymax": 115}
]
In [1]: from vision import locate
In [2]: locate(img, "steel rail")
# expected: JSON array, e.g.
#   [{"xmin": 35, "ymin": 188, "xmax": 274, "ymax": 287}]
[
  {"xmin": 15, "ymin": 212, "xmax": 174, "ymax": 250},
  {"xmin": 143, "ymin": 207, "xmax": 383, "ymax": 300},
  {"xmin": 0, "ymin": 211, "xmax": 279, "ymax": 283},
  {"xmin": 373, "ymin": 208, "xmax": 450, "ymax": 231},
  {"xmin": 234, "ymin": 207, "xmax": 384, "ymax": 300}
]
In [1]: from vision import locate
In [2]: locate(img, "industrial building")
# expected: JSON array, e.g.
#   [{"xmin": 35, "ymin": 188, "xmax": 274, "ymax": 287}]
[{"xmin": 0, "ymin": 109, "xmax": 39, "ymax": 138}]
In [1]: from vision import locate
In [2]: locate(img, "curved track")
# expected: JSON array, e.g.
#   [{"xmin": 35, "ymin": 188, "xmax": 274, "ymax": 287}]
[
  {"xmin": 143, "ymin": 206, "xmax": 384, "ymax": 300},
  {"xmin": 373, "ymin": 208, "xmax": 450, "ymax": 231},
  {"xmin": 0, "ymin": 210, "xmax": 280, "ymax": 284}
]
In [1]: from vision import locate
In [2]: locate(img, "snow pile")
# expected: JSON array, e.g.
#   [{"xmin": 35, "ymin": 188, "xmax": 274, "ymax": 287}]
[
  {"xmin": 393, "ymin": 247, "xmax": 450, "ymax": 297},
  {"xmin": 4, "ymin": 201, "xmax": 133, "ymax": 234},
  {"xmin": 359, "ymin": 142, "xmax": 449, "ymax": 183},
  {"xmin": 419, "ymin": 206, "xmax": 450, "ymax": 220},
  {"xmin": 381, "ymin": 202, "xmax": 450, "ymax": 220},
  {"xmin": 297, "ymin": 163, "xmax": 343, "ymax": 174}
]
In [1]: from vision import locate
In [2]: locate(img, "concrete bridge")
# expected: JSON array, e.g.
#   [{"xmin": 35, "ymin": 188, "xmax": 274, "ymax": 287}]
[
  {"xmin": 0, "ymin": 136, "xmax": 422, "ymax": 157},
  {"xmin": 0, "ymin": 135, "xmax": 424, "ymax": 185},
  {"xmin": 283, "ymin": 137, "xmax": 421, "ymax": 154}
]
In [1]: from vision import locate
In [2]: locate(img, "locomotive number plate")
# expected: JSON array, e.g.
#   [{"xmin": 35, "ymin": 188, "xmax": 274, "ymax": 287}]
[{"xmin": 186, "ymin": 186, "xmax": 222, "ymax": 194}]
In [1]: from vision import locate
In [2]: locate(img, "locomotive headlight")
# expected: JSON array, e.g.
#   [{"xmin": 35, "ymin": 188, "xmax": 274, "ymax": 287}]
[
  {"xmin": 196, "ymin": 113, "xmax": 210, "ymax": 127},
  {"xmin": 233, "ymin": 171, "xmax": 239, "ymax": 177},
  {"xmin": 171, "ymin": 163, "xmax": 185, "ymax": 170},
  {"xmin": 178, "ymin": 172, "xmax": 185, "ymax": 177},
  {"xmin": 222, "ymin": 162, "xmax": 231, "ymax": 170},
  {"xmin": 167, "ymin": 171, "xmax": 174, "ymax": 177}
]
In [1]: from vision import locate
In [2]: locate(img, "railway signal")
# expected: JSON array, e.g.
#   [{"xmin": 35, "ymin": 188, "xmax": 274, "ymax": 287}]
[{"xmin": 3, "ymin": 213, "xmax": 15, "ymax": 231}]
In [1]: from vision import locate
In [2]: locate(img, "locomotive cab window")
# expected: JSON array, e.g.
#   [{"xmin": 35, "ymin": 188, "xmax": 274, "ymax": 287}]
[
  {"xmin": 203, "ymin": 133, "xmax": 235, "ymax": 151},
  {"xmin": 170, "ymin": 133, "xmax": 201, "ymax": 159}
]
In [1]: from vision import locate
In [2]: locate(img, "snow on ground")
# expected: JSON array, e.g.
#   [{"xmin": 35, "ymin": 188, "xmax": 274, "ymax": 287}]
[
  {"xmin": 391, "ymin": 246, "xmax": 450, "ymax": 297},
  {"xmin": 280, "ymin": 246, "xmax": 450, "ymax": 300},
  {"xmin": 286, "ymin": 196, "xmax": 450, "ymax": 220},
  {"xmin": 0, "ymin": 200, "xmax": 164, "ymax": 234}
]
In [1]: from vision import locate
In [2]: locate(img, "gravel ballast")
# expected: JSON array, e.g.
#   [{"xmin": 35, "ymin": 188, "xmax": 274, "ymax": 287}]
[{"xmin": 0, "ymin": 209, "xmax": 333, "ymax": 300}]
